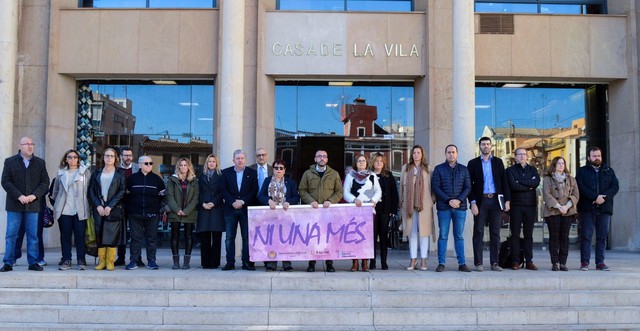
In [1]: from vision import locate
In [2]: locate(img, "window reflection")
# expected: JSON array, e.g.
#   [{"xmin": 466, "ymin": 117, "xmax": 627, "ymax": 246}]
[
  {"xmin": 82, "ymin": 0, "xmax": 216, "ymax": 8},
  {"xmin": 275, "ymin": 84, "xmax": 413, "ymax": 181},
  {"xmin": 278, "ymin": 0, "xmax": 413, "ymax": 12},
  {"xmin": 81, "ymin": 82, "xmax": 214, "ymax": 177},
  {"xmin": 475, "ymin": 1, "xmax": 605, "ymax": 14}
]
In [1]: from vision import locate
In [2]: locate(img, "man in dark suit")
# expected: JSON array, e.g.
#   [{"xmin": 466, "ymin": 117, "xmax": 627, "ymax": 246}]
[
  {"xmin": 249, "ymin": 147, "xmax": 273, "ymax": 194},
  {"xmin": 1, "ymin": 137, "xmax": 50, "ymax": 272},
  {"xmin": 467, "ymin": 137, "xmax": 511, "ymax": 272},
  {"xmin": 220, "ymin": 149, "xmax": 258, "ymax": 271}
]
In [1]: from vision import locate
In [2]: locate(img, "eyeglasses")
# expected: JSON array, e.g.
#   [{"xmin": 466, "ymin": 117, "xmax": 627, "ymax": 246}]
[
  {"xmin": 142, "ymin": 162, "xmax": 153, "ymax": 166},
  {"xmin": 104, "ymin": 155, "xmax": 116, "ymax": 158},
  {"xmin": 122, "ymin": 154, "xmax": 133, "ymax": 158},
  {"xmin": 315, "ymin": 155, "xmax": 328, "ymax": 158},
  {"xmin": 274, "ymin": 166, "xmax": 285, "ymax": 170},
  {"xmin": 66, "ymin": 155, "xmax": 79, "ymax": 159},
  {"xmin": 20, "ymin": 143, "xmax": 35, "ymax": 147},
  {"xmin": 256, "ymin": 153, "xmax": 267, "ymax": 157},
  {"xmin": 515, "ymin": 153, "xmax": 527, "ymax": 156},
  {"xmin": 357, "ymin": 159, "xmax": 367, "ymax": 163}
]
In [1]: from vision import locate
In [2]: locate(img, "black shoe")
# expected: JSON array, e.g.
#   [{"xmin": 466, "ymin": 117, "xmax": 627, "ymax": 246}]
[
  {"xmin": 306, "ymin": 263, "xmax": 315, "ymax": 272},
  {"xmin": 28, "ymin": 263, "xmax": 44, "ymax": 271},
  {"xmin": 0, "ymin": 264, "xmax": 12, "ymax": 272},
  {"xmin": 242, "ymin": 263, "xmax": 256, "ymax": 271},
  {"xmin": 552, "ymin": 264, "xmax": 559, "ymax": 271},
  {"xmin": 458, "ymin": 264, "xmax": 471, "ymax": 272},
  {"xmin": 136, "ymin": 256, "xmax": 145, "ymax": 267},
  {"xmin": 222, "ymin": 263, "xmax": 235, "ymax": 271},
  {"xmin": 559, "ymin": 264, "xmax": 569, "ymax": 271},
  {"xmin": 266, "ymin": 266, "xmax": 275, "ymax": 272},
  {"xmin": 435, "ymin": 264, "xmax": 445, "ymax": 272},
  {"xmin": 326, "ymin": 263, "xmax": 335, "ymax": 272},
  {"xmin": 114, "ymin": 257, "xmax": 126, "ymax": 266},
  {"xmin": 381, "ymin": 261, "xmax": 388, "ymax": 270},
  {"xmin": 283, "ymin": 266, "xmax": 294, "ymax": 272},
  {"xmin": 369, "ymin": 259, "xmax": 376, "ymax": 270}
]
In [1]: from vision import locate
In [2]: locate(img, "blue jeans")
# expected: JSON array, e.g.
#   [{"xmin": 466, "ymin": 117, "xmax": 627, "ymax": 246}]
[
  {"xmin": 59, "ymin": 214, "xmax": 87, "ymax": 262},
  {"xmin": 224, "ymin": 209, "xmax": 249, "ymax": 265},
  {"xmin": 14, "ymin": 209, "xmax": 45, "ymax": 261},
  {"xmin": 3, "ymin": 211, "xmax": 39, "ymax": 265},
  {"xmin": 580, "ymin": 210, "xmax": 610, "ymax": 266},
  {"xmin": 437, "ymin": 209, "xmax": 467, "ymax": 265}
]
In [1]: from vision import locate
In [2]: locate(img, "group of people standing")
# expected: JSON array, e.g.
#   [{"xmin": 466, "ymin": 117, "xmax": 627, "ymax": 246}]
[{"xmin": 0, "ymin": 136, "xmax": 619, "ymax": 273}]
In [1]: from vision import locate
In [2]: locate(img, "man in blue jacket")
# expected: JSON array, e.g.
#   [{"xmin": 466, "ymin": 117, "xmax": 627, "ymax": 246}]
[
  {"xmin": 1, "ymin": 137, "xmax": 50, "ymax": 272},
  {"xmin": 576, "ymin": 146, "xmax": 619, "ymax": 271},
  {"xmin": 432, "ymin": 144, "xmax": 472, "ymax": 272}
]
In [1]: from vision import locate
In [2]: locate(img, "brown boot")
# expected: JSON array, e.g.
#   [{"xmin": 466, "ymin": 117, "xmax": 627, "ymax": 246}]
[
  {"xmin": 350, "ymin": 259, "xmax": 359, "ymax": 272},
  {"xmin": 361, "ymin": 259, "xmax": 369, "ymax": 272}
]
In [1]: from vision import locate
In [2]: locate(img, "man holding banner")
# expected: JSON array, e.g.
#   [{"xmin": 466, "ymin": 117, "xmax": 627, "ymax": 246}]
[{"xmin": 298, "ymin": 150, "xmax": 343, "ymax": 272}]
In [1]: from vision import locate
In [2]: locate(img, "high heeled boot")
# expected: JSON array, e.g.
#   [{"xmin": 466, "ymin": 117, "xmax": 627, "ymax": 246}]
[
  {"xmin": 95, "ymin": 247, "xmax": 107, "ymax": 270},
  {"xmin": 380, "ymin": 251, "xmax": 388, "ymax": 270},
  {"xmin": 361, "ymin": 259, "xmax": 369, "ymax": 272},
  {"xmin": 106, "ymin": 247, "xmax": 117, "ymax": 271},
  {"xmin": 172, "ymin": 255, "xmax": 180, "ymax": 270},
  {"xmin": 182, "ymin": 255, "xmax": 191, "ymax": 270},
  {"xmin": 350, "ymin": 259, "xmax": 359, "ymax": 272}
]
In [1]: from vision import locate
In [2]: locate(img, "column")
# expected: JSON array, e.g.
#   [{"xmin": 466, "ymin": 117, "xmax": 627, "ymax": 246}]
[
  {"xmin": 0, "ymin": 0, "xmax": 19, "ymax": 254},
  {"xmin": 218, "ymin": 0, "xmax": 246, "ymax": 167},
  {"xmin": 452, "ymin": 0, "xmax": 476, "ymax": 257}
]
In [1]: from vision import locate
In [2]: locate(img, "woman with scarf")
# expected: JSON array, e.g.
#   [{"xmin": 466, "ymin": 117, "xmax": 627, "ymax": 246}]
[
  {"xmin": 88, "ymin": 148, "xmax": 126, "ymax": 271},
  {"xmin": 343, "ymin": 154, "xmax": 381, "ymax": 272},
  {"xmin": 197, "ymin": 154, "xmax": 224, "ymax": 269},
  {"xmin": 400, "ymin": 145, "xmax": 435, "ymax": 271},
  {"xmin": 166, "ymin": 158, "xmax": 199, "ymax": 270},
  {"xmin": 52, "ymin": 149, "xmax": 91, "ymax": 270},
  {"xmin": 542, "ymin": 156, "xmax": 579, "ymax": 271},
  {"xmin": 257, "ymin": 159, "xmax": 300, "ymax": 271}
]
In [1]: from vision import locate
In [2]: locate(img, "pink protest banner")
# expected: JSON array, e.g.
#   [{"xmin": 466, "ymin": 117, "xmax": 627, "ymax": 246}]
[{"xmin": 248, "ymin": 204, "xmax": 374, "ymax": 261}]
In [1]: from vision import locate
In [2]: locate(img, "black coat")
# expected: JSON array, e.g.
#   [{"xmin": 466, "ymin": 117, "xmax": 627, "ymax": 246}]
[
  {"xmin": 1, "ymin": 152, "xmax": 50, "ymax": 212},
  {"xmin": 220, "ymin": 166, "xmax": 258, "ymax": 213},
  {"xmin": 375, "ymin": 171, "xmax": 399, "ymax": 216},
  {"xmin": 88, "ymin": 168, "xmax": 127, "ymax": 246},
  {"xmin": 196, "ymin": 171, "xmax": 225, "ymax": 232},
  {"xmin": 467, "ymin": 155, "xmax": 511, "ymax": 207},
  {"xmin": 257, "ymin": 175, "xmax": 301, "ymax": 206},
  {"xmin": 432, "ymin": 162, "xmax": 471, "ymax": 211},
  {"xmin": 506, "ymin": 163, "xmax": 540, "ymax": 207},
  {"xmin": 126, "ymin": 170, "xmax": 166, "ymax": 216},
  {"xmin": 576, "ymin": 163, "xmax": 619, "ymax": 215}
]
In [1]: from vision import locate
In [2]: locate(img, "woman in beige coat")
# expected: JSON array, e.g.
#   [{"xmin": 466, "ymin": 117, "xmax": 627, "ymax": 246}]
[
  {"xmin": 542, "ymin": 156, "xmax": 579, "ymax": 271},
  {"xmin": 400, "ymin": 145, "xmax": 435, "ymax": 271}
]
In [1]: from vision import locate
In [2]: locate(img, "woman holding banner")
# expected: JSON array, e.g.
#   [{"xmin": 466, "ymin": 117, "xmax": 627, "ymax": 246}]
[
  {"xmin": 369, "ymin": 152, "xmax": 399, "ymax": 270},
  {"xmin": 400, "ymin": 145, "xmax": 434, "ymax": 271},
  {"xmin": 257, "ymin": 159, "xmax": 300, "ymax": 271},
  {"xmin": 343, "ymin": 154, "xmax": 381, "ymax": 272}
]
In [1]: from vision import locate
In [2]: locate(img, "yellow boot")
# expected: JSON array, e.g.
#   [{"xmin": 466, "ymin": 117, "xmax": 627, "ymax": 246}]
[
  {"xmin": 106, "ymin": 247, "xmax": 117, "ymax": 271},
  {"xmin": 95, "ymin": 247, "xmax": 107, "ymax": 270}
]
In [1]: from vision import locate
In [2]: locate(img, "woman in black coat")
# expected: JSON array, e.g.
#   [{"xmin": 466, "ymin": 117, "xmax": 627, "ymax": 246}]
[
  {"xmin": 87, "ymin": 148, "xmax": 127, "ymax": 271},
  {"xmin": 196, "ymin": 154, "xmax": 225, "ymax": 269},
  {"xmin": 369, "ymin": 152, "xmax": 399, "ymax": 270},
  {"xmin": 257, "ymin": 160, "xmax": 300, "ymax": 271}
]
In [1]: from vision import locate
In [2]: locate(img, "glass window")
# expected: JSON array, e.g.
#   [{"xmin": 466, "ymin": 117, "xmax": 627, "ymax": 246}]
[
  {"xmin": 475, "ymin": 83, "xmax": 595, "ymax": 249},
  {"xmin": 275, "ymin": 83, "xmax": 413, "ymax": 180},
  {"xmin": 475, "ymin": 1, "xmax": 605, "ymax": 14},
  {"xmin": 475, "ymin": 3, "xmax": 538, "ymax": 14},
  {"xmin": 278, "ymin": 0, "xmax": 413, "ymax": 12},
  {"xmin": 82, "ymin": 0, "xmax": 216, "ymax": 8},
  {"xmin": 541, "ymin": 4, "xmax": 584, "ymax": 14},
  {"xmin": 80, "ymin": 81, "xmax": 214, "ymax": 177}
]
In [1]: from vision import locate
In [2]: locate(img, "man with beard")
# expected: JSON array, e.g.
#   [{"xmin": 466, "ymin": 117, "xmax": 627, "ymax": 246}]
[
  {"xmin": 576, "ymin": 147, "xmax": 619, "ymax": 271},
  {"xmin": 467, "ymin": 137, "xmax": 511, "ymax": 272}
]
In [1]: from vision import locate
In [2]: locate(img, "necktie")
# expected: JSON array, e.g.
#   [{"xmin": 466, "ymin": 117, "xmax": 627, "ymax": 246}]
[{"xmin": 258, "ymin": 166, "xmax": 265, "ymax": 191}]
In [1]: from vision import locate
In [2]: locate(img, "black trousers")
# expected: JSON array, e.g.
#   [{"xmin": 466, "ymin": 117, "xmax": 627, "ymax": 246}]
[
  {"xmin": 473, "ymin": 197, "xmax": 502, "ymax": 266},
  {"xmin": 199, "ymin": 231, "xmax": 222, "ymax": 268},
  {"xmin": 129, "ymin": 214, "xmax": 159, "ymax": 262},
  {"xmin": 546, "ymin": 215, "xmax": 572, "ymax": 265},
  {"xmin": 509, "ymin": 205, "xmax": 536, "ymax": 263},
  {"xmin": 373, "ymin": 213, "xmax": 390, "ymax": 261}
]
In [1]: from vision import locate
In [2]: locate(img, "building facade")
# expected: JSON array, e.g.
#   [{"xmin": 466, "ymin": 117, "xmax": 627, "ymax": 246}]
[{"xmin": 1, "ymin": 0, "xmax": 638, "ymax": 253}]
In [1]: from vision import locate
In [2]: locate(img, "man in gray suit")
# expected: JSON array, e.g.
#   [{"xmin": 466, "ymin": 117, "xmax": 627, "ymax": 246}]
[{"xmin": 249, "ymin": 147, "xmax": 273, "ymax": 194}]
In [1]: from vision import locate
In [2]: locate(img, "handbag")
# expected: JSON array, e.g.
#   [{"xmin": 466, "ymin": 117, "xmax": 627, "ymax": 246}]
[
  {"xmin": 388, "ymin": 214, "xmax": 400, "ymax": 249},
  {"xmin": 85, "ymin": 216, "xmax": 98, "ymax": 257},
  {"xmin": 42, "ymin": 204, "xmax": 54, "ymax": 228}
]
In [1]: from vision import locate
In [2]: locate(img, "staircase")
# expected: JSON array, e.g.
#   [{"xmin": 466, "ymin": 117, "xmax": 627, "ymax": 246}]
[{"xmin": 0, "ymin": 251, "xmax": 639, "ymax": 330}]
